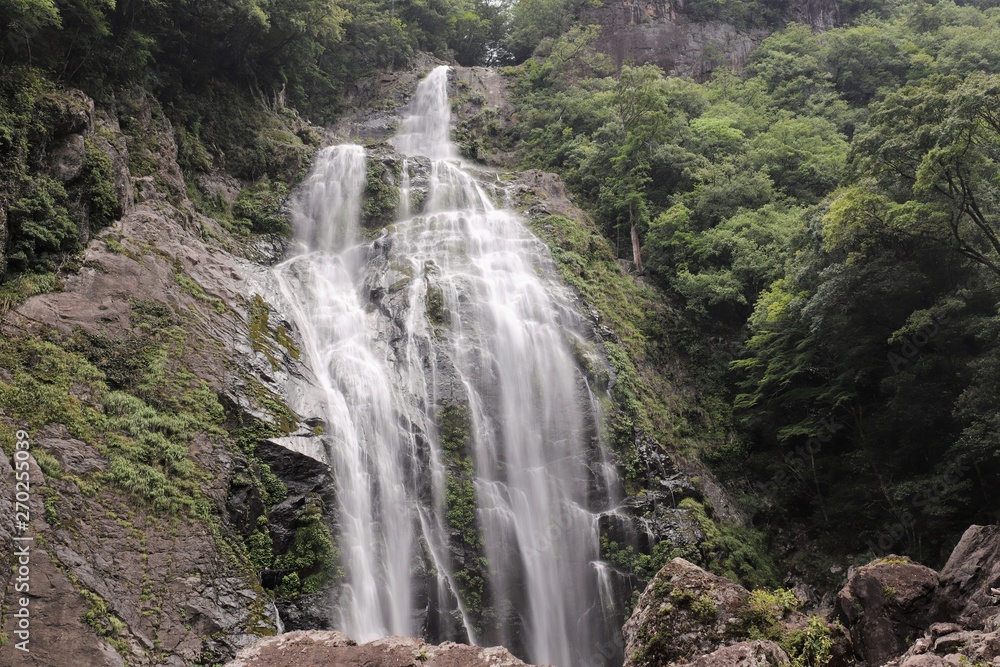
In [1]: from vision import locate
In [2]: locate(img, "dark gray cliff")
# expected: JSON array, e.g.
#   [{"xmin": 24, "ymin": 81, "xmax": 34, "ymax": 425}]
[{"xmin": 586, "ymin": 0, "xmax": 842, "ymax": 78}]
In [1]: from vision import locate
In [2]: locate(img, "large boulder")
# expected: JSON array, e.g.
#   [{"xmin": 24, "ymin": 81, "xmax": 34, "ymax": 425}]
[
  {"xmin": 48, "ymin": 133, "xmax": 87, "ymax": 182},
  {"xmin": 836, "ymin": 556, "xmax": 940, "ymax": 667},
  {"xmin": 688, "ymin": 641, "xmax": 792, "ymax": 667},
  {"xmin": 224, "ymin": 630, "xmax": 538, "ymax": 667},
  {"xmin": 934, "ymin": 525, "xmax": 1000, "ymax": 629},
  {"xmin": 623, "ymin": 558, "xmax": 751, "ymax": 667}
]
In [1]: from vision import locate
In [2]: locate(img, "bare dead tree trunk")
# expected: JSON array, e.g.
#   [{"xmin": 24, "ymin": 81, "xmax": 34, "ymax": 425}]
[{"xmin": 631, "ymin": 223, "xmax": 643, "ymax": 273}]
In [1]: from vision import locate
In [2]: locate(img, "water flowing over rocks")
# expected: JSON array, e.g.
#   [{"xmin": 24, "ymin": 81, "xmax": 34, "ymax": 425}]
[
  {"xmin": 269, "ymin": 65, "xmax": 623, "ymax": 666},
  {"xmin": 7, "ymin": 49, "xmax": 995, "ymax": 667},
  {"xmin": 0, "ymin": 59, "xmax": 651, "ymax": 666}
]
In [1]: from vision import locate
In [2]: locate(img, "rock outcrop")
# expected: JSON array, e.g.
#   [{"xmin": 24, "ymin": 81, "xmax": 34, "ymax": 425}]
[
  {"xmin": 886, "ymin": 618, "xmax": 1000, "ymax": 667},
  {"xmin": 622, "ymin": 558, "xmax": 752, "ymax": 667},
  {"xmin": 835, "ymin": 557, "xmax": 939, "ymax": 667},
  {"xmin": 623, "ymin": 524, "xmax": 999, "ymax": 667},
  {"xmin": 0, "ymin": 85, "xmax": 320, "ymax": 665},
  {"xmin": 830, "ymin": 526, "xmax": 1000, "ymax": 667},
  {"xmin": 585, "ymin": 0, "xmax": 843, "ymax": 79},
  {"xmin": 933, "ymin": 525, "xmax": 1000, "ymax": 629},
  {"xmin": 688, "ymin": 641, "xmax": 792, "ymax": 667},
  {"xmin": 225, "ymin": 630, "xmax": 540, "ymax": 667}
]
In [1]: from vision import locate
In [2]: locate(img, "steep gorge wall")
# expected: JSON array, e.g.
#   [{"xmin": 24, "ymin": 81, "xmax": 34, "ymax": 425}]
[{"xmin": 586, "ymin": 0, "xmax": 842, "ymax": 77}]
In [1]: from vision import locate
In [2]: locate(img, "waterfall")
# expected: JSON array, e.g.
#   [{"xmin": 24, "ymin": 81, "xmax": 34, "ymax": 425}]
[
  {"xmin": 273, "ymin": 65, "xmax": 622, "ymax": 667},
  {"xmin": 275, "ymin": 144, "xmax": 415, "ymax": 641}
]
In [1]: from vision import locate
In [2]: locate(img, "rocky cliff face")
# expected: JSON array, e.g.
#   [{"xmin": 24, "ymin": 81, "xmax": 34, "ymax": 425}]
[
  {"xmin": 586, "ymin": 0, "xmax": 842, "ymax": 78},
  {"xmin": 0, "ymin": 84, "xmax": 322, "ymax": 664}
]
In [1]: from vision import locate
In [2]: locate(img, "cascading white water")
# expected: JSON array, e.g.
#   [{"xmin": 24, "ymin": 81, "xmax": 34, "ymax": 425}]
[
  {"xmin": 393, "ymin": 67, "xmax": 456, "ymax": 161},
  {"xmin": 273, "ymin": 65, "xmax": 621, "ymax": 667},
  {"xmin": 274, "ymin": 144, "xmax": 415, "ymax": 641}
]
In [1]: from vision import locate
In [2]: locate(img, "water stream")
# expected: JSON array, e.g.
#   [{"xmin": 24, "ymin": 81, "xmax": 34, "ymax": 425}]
[{"xmin": 273, "ymin": 65, "xmax": 622, "ymax": 667}]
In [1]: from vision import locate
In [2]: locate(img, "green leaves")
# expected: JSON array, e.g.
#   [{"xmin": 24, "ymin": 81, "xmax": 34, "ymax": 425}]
[
  {"xmin": 0, "ymin": 0, "xmax": 62, "ymax": 38},
  {"xmin": 7, "ymin": 175, "xmax": 77, "ymax": 270},
  {"xmin": 855, "ymin": 73, "xmax": 1000, "ymax": 275},
  {"xmin": 233, "ymin": 178, "xmax": 290, "ymax": 235}
]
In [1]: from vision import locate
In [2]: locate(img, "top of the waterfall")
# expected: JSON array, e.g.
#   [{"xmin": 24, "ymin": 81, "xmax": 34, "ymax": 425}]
[
  {"xmin": 290, "ymin": 143, "xmax": 368, "ymax": 254},
  {"xmin": 392, "ymin": 66, "xmax": 457, "ymax": 161}
]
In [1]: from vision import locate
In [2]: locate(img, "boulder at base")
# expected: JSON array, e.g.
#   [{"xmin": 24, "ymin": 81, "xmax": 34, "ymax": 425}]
[
  {"xmin": 835, "ymin": 556, "xmax": 939, "ymax": 667},
  {"xmin": 225, "ymin": 630, "xmax": 541, "ymax": 667},
  {"xmin": 933, "ymin": 525, "xmax": 1000, "ymax": 629},
  {"xmin": 623, "ymin": 557, "xmax": 752, "ymax": 667}
]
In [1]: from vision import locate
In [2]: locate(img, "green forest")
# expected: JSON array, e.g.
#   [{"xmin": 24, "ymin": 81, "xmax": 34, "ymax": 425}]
[
  {"xmin": 493, "ymin": 0, "xmax": 1000, "ymax": 570},
  {"xmin": 2, "ymin": 0, "xmax": 999, "ymax": 626}
]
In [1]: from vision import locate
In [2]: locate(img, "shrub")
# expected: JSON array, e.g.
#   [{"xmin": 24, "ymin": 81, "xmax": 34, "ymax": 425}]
[
  {"xmin": 6, "ymin": 175, "xmax": 77, "ymax": 270},
  {"xmin": 273, "ymin": 497, "xmax": 341, "ymax": 595},
  {"xmin": 783, "ymin": 617, "xmax": 835, "ymax": 667},
  {"xmin": 233, "ymin": 178, "xmax": 290, "ymax": 235},
  {"xmin": 741, "ymin": 588, "xmax": 801, "ymax": 639},
  {"xmin": 82, "ymin": 140, "xmax": 121, "ymax": 229}
]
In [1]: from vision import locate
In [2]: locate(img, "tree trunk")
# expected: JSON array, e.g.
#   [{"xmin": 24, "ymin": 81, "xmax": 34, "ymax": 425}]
[{"xmin": 630, "ymin": 223, "xmax": 643, "ymax": 273}]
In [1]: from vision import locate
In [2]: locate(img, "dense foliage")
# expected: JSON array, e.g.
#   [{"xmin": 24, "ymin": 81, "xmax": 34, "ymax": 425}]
[
  {"xmin": 503, "ymin": 0, "xmax": 1000, "ymax": 568},
  {"xmin": 0, "ymin": 0, "xmax": 509, "ymax": 279}
]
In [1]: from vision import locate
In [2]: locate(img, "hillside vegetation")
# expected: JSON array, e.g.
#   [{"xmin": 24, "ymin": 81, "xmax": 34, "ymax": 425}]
[{"xmin": 496, "ymin": 0, "xmax": 1000, "ymax": 572}]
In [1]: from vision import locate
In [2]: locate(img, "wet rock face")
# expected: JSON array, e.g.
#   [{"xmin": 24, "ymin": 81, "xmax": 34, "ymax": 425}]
[
  {"xmin": 225, "ymin": 630, "xmax": 539, "ymax": 667},
  {"xmin": 255, "ymin": 438, "xmax": 340, "ymax": 631},
  {"xmin": 0, "ymin": 84, "xmax": 301, "ymax": 665},
  {"xmin": 836, "ymin": 557, "xmax": 940, "ymax": 667},
  {"xmin": 0, "ymin": 438, "xmax": 266, "ymax": 666},
  {"xmin": 622, "ymin": 558, "xmax": 751, "ymax": 667}
]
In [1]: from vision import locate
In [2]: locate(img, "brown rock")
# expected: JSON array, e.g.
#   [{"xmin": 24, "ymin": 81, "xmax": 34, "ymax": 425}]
[
  {"xmin": 930, "ymin": 623, "xmax": 965, "ymax": 639},
  {"xmin": 688, "ymin": 641, "xmax": 791, "ymax": 667},
  {"xmin": 48, "ymin": 133, "xmax": 87, "ymax": 182},
  {"xmin": 56, "ymin": 89, "xmax": 95, "ymax": 135},
  {"xmin": 582, "ymin": 0, "xmax": 841, "ymax": 80},
  {"xmin": 622, "ymin": 558, "xmax": 751, "ymax": 667},
  {"xmin": 225, "ymin": 631, "xmax": 539, "ymax": 667},
  {"xmin": 959, "ymin": 629, "xmax": 1000, "ymax": 663},
  {"xmin": 36, "ymin": 426, "xmax": 108, "ymax": 474},
  {"xmin": 935, "ymin": 525, "xmax": 1000, "ymax": 629},
  {"xmin": 900, "ymin": 655, "xmax": 947, "ymax": 667},
  {"xmin": 934, "ymin": 632, "xmax": 974, "ymax": 653},
  {"xmin": 0, "ymin": 547, "xmax": 127, "ymax": 666},
  {"xmin": 92, "ymin": 113, "xmax": 135, "ymax": 216},
  {"xmin": 836, "ymin": 556, "xmax": 939, "ymax": 667}
]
